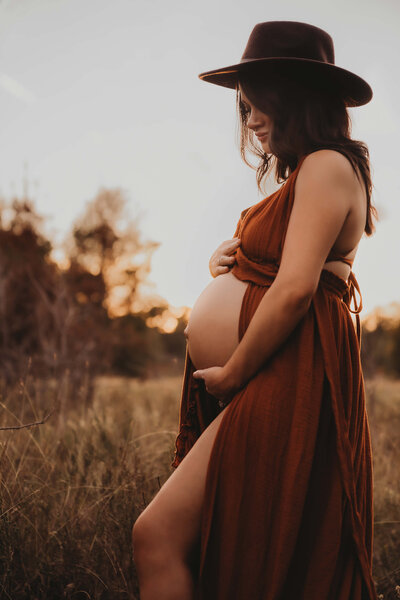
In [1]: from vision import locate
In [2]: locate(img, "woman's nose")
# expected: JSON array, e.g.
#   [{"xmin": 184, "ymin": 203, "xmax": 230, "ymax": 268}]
[{"xmin": 247, "ymin": 111, "xmax": 264, "ymax": 131}]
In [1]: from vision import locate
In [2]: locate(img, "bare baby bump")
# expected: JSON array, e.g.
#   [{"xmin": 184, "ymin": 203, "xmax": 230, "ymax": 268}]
[{"xmin": 185, "ymin": 271, "xmax": 248, "ymax": 371}]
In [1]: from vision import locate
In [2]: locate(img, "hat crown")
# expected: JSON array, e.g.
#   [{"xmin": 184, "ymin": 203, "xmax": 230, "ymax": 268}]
[
  {"xmin": 241, "ymin": 21, "xmax": 335, "ymax": 65},
  {"xmin": 198, "ymin": 20, "xmax": 373, "ymax": 107}
]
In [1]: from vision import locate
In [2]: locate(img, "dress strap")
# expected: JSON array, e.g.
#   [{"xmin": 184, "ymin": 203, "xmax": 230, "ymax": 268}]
[
  {"xmin": 324, "ymin": 248, "xmax": 362, "ymax": 343},
  {"xmin": 325, "ymin": 249, "xmax": 354, "ymax": 267},
  {"xmin": 342, "ymin": 271, "xmax": 363, "ymax": 346},
  {"xmin": 330, "ymin": 255, "xmax": 353, "ymax": 267}
]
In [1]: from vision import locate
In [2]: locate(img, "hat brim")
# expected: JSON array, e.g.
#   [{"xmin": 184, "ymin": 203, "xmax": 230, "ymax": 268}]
[{"xmin": 198, "ymin": 57, "xmax": 373, "ymax": 107}]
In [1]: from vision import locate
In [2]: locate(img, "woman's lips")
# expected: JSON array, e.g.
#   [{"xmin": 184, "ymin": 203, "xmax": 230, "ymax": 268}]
[{"xmin": 256, "ymin": 132, "xmax": 269, "ymax": 141}]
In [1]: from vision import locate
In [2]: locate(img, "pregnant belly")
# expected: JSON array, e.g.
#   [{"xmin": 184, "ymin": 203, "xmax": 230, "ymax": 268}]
[
  {"xmin": 185, "ymin": 271, "xmax": 248, "ymax": 371},
  {"xmin": 185, "ymin": 260, "xmax": 350, "ymax": 372}
]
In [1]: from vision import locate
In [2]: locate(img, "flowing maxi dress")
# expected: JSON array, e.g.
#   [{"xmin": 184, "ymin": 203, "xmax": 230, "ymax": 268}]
[{"xmin": 171, "ymin": 152, "xmax": 377, "ymax": 600}]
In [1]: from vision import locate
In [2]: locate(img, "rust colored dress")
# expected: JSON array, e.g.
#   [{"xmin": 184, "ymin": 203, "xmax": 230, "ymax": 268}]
[{"xmin": 171, "ymin": 152, "xmax": 377, "ymax": 600}]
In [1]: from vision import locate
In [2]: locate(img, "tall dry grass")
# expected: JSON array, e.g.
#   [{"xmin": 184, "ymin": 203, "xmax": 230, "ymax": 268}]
[
  {"xmin": 365, "ymin": 377, "xmax": 400, "ymax": 599},
  {"xmin": 0, "ymin": 373, "xmax": 399, "ymax": 599},
  {"xmin": 0, "ymin": 374, "xmax": 181, "ymax": 599}
]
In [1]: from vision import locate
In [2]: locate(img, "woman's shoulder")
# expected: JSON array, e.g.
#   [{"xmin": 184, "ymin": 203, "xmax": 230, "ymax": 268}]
[
  {"xmin": 297, "ymin": 148, "xmax": 359, "ymax": 191},
  {"xmin": 301, "ymin": 148, "xmax": 355, "ymax": 174}
]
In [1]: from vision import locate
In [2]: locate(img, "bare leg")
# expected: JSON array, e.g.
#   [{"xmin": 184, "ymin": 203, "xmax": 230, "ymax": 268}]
[{"xmin": 132, "ymin": 405, "xmax": 229, "ymax": 599}]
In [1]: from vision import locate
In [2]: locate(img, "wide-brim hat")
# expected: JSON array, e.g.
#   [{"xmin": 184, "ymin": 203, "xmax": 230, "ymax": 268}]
[{"xmin": 198, "ymin": 21, "xmax": 373, "ymax": 107}]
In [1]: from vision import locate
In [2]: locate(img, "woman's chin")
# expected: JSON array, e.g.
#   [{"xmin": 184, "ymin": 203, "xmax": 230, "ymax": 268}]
[{"xmin": 260, "ymin": 142, "xmax": 271, "ymax": 153}]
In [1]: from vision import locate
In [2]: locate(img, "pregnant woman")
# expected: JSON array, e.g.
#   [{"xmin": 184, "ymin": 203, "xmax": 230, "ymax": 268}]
[{"xmin": 132, "ymin": 21, "xmax": 379, "ymax": 599}]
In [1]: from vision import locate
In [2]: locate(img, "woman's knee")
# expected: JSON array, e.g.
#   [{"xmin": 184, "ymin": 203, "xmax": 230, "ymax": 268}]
[
  {"xmin": 133, "ymin": 511, "xmax": 159, "ymax": 546},
  {"xmin": 132, "ymin": 514, "xmax": 165, "ymax": 566},
  {"xmin": 132, "ymin": 408, "xmax": 229, "ymax": 565}
]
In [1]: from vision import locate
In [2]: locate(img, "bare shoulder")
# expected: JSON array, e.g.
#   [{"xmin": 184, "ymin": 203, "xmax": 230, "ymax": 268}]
[
  {"xmin": 297, "ymin": 149, "xmax": 357, "ymax": 188},
  {"xmin": 291, "ymin": 149, "xmax": 357, "ymax": 223}
]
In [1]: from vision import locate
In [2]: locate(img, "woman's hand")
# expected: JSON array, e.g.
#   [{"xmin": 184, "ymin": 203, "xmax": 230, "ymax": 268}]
[
  {"xmin": 192, "ymin": 365, "xmax": 241, "ymax": 405},
  {"xmin": 209, "ymin": 238, "xmax": 241, "ymax": 278}
]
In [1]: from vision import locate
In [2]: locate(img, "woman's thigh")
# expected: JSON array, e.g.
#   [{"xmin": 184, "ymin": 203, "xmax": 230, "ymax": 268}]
[{"xmin": 132, "ymin": 404, "xmax": 229, "ymax": 562}]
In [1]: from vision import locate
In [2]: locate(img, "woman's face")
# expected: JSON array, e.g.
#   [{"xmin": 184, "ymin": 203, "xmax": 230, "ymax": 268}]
[{"xmin": 238, "ymin": 83, "xmax": 272, "ymax": 153}]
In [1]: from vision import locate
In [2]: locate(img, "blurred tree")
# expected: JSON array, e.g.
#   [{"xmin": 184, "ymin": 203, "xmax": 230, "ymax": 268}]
[
  {"xmin": 0, "ymin": 197, "xmax": 59, "ymax": 383},
  {"xmin": 66, "ymin": 188, "xmax": 160, "ymax": 317},
  {"xmin": 0, "ymin": 188, "xmax": 187, "ymax": 397},
  {"xmin": 361, "ymin": 310, "xmax": 400, "ymax": 378}
]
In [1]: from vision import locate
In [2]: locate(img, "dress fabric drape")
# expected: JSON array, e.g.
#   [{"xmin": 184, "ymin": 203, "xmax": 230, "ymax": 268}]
[{"xmin": 171, "ymin": 152, "xmax": 377, "ymax": 600}]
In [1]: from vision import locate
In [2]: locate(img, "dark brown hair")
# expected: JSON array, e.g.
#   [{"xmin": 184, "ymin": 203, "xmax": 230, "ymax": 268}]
[{"xmin": 236, "ymin": 68, "xmax": 378, "ymax": 236}]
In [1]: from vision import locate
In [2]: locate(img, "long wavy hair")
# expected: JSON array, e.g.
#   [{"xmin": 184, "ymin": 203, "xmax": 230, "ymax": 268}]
[{"xmin": 236, "ymin": 68, "xmax": 378, "ymax": 236}]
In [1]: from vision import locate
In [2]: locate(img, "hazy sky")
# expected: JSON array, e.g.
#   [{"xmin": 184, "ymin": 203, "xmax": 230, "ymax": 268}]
[{"xmin": 0, "ymin": 0, "xmax": 399, "ymax": 317}]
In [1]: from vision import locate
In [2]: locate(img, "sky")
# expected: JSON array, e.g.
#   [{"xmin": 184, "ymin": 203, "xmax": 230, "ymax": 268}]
[{"xmin": 0, "ymin": 0, "xmax": 399, "ymax": 319}]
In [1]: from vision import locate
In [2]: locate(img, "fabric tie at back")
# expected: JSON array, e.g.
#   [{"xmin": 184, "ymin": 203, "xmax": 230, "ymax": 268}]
[{"xmin": 319, "ymin": 268, "xmax": 363, "ymax": 344}]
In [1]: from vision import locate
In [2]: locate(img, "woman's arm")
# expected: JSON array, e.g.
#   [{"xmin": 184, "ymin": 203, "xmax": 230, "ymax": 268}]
[{"xmin": 194, "ymin": 150, "xmax": 356, "ymax": 398}]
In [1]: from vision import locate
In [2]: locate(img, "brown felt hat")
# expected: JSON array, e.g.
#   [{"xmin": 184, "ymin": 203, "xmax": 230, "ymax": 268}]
[{"xmin": 198, "ymin": 21, "xmax": 373, "ymax": 107}]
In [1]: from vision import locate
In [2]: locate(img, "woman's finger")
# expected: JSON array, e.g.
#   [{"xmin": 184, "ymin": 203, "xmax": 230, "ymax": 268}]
[
  {"xmin": 219, "ymin": 254, "xmax": 236, "ymax": 265},
  {"xmin": 218, "ymin": 238, "xmax": 240, "ymax": 253},
  {"xmin": 210, "ymin": 258, "xmax": 235, "ymax": 277},
  {"xmin": 224, "ymin": 239, "xmax": 241, "ymax": 254},
  {"xmin": 217, "ymin": 265, "xmax": 230, "ymax": 274}
]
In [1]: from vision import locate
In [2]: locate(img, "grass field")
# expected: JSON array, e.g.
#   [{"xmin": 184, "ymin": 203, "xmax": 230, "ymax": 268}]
[{"xmin": 0, "ymin": 373, "xmax": 399, "ymax": 599}]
